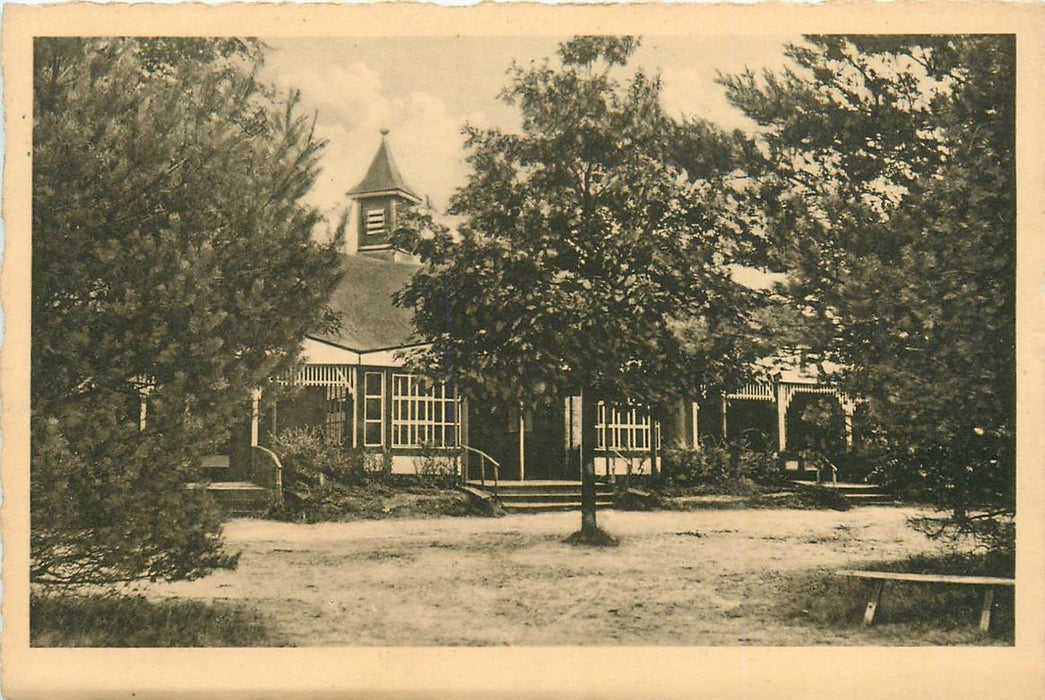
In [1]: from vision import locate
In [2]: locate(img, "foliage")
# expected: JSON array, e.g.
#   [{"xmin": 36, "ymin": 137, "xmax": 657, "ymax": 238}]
[
  {"xmin": 794, "ymin": 397, "xmax": 847, "ymax": 457},
  {"xmin": 31, "ymin": 593, "xmax": 292, "ymax": 647},
  {"xmin": 720, "ymin": 36, "xmax": 1015, "ymax": 544},
  {"xmin": 791, "ymin": 483, "xmax": 851, "ymax": 511},
  {"xmin": 393, "ymin": 36, "xmax": 759, "ymax": 410},
  {"xmin": 270, "ymin": 427, "xmax": 370, "ymax": 488},
  {"xmin": 267, "ymin": 429, "xmax": 483, "ymax": 522},
  {"xmin": 412, "ymin": 441, "xmax": 460, "ymax": 489},
  {"xmin": 662, "ymin": 441, "xmax": 788, "ymax": 491},
  {"xmin": 31, "ymin": 38, "xmax": 344, "ymax": 585}
]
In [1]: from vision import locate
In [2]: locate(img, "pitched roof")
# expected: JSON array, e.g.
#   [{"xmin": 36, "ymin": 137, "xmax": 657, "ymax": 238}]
[
  {"xmin": 311, "ymin": 255, "xmax": 420, "ymax": 352},
  {"xmin": 347, "ymin": 131, "xmax": 420, "ymax": 201}
]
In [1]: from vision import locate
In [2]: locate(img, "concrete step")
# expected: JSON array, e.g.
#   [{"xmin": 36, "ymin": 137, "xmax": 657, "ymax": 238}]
[
  {"xmin": 190, "ymin": 481, "xmax": 272, "ymax": 517},
  {"xmin": 503, "ymin": 501, "xmax": 614, "ymax": 513},
  {"xmin": 842, "ymin": 493, "xmax": 899, "ymax": 504},
  {"xmin": 463, "ymin": 480, "xmax": 616, "ymax": 513},
  {"xmin": 791, "ymin": 480, "xmax": 894, "ymax": 506},
  {"xmin": 491, "ymin": 491, "xmax": 614, "ymax": 503}
]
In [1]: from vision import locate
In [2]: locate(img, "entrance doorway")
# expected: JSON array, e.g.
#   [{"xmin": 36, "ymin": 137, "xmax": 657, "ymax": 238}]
[{"xmin": 467, "ymin": 398, "xmax": 576, "ymax": 480}]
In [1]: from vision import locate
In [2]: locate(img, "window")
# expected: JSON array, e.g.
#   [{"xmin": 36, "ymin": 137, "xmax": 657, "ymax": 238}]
[
  {"xmin": 391, "ymin": 374, "xmax": 456, "ymax": 448},
  {"xmin": 324, "ymin": 384, "xmax": 349, "ymax": 445},
  {"xmin": 363, "ymin": 371, "xmax": 385, "ymax": 447},
  {"xmin": 364, "ymin": 207, "xmax": 386, "ymax": 236},
  {"xmin": 596, "ymin": 402, "xmax": 658, "ymax": 451}
]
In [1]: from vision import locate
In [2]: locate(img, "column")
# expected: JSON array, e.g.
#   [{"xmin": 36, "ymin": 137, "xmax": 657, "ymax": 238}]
[
  {"xmin": 351, "ymin": 367, "xmax": 360, "ymax": 449},
  {"xmin": 518, "ymin": 403, "xmax": 526, "ymax": 481},
  {"xmin": 250, "ymin": 387, "xmax": 262, "ymax": 447},
  {"xmin": 843, "ymin": 398, "xmax": 855, "ymax": 451},
  {"xmin": 776, "ymin": 384, "xmax": 788, "ymax": 453},
  {"xmin": 138, "ymin": 384, "xmax": 153, "ymax": 431},
  {"xmin": 721, "ymin": 395, "xmax": 729, "ymax": 442},
  {"xmin": 691, "ymin": 401, "xmax": 700, "ymax": 450}
]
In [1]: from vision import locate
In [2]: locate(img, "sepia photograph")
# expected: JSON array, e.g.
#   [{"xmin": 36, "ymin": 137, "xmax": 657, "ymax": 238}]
[{"xmin": 3, "ymin": 3, "xmax": 1045, "ymax": 698}]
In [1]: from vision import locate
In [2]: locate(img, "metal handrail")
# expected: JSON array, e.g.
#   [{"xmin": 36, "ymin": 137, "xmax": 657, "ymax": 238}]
[
  {"xmin": 251, "ymin": 445, "xmax": 284, "ymax": 506},
  {"xmin": 458, "ymin": 444, "xmax": 501, "ymax": 494},
  {"xmin": 813, "ymin": 459, "xmax": 839, "ymax": 486},
  {"xmin": 608, "ymin": 447, "xmax": 636, "ymax": 485}
]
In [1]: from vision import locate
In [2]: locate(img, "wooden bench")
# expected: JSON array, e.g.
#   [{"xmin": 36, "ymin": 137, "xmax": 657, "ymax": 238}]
[{"xmin": 836, "ymin": 569, "xmax": 1015, "ymax": 632}]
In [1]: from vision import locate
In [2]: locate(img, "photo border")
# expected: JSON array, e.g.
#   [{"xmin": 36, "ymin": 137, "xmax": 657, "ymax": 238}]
[{"xmin": 4, "ymin": 3, "xmax": 1044, "ymax": 698}]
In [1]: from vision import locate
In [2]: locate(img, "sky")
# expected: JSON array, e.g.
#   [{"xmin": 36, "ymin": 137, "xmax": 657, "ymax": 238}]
[{"xmin": 260, "ymin": 35, "xmax": 799, "ymax": 220}]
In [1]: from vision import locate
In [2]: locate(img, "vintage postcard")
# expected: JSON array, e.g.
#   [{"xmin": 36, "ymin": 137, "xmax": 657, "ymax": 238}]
[{"xmin": 3, "ymin": 2, "xmax": 1044, "ymax": 698}]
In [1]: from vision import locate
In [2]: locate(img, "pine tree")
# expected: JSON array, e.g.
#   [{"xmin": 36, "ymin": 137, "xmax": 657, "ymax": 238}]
[
  {"xmin": 31, "ymin": 38, "xmax": 344, "ymax": 584},
  {"xmin": 721, "ymin": 36, "xmax": 1015, "ymax": 549}
]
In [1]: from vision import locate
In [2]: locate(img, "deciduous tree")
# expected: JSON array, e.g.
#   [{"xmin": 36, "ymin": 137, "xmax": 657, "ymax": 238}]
[{"xmin": 395, "ymin": 36, "xmax": 757, "ymax": 537}]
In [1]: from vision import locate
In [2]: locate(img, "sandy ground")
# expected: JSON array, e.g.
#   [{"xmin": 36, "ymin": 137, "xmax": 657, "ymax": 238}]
[{"xmin": 142, "ymin": 506, "xmax": 991, "ymax": 646}]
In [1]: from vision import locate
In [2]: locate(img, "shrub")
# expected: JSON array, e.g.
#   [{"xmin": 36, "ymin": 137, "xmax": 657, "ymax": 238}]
[
  {"xmin": 270, "ymin": 427, "xmax": 365, "ymax": 489},
  {"xmin": 412, "ymin": 441, "xmax": 460, "ymax": 489},
  {"xmin": 266, "ymin": 429, "xmax": 482, "ymax": 523},
  {"xmin": 792, "ymin": 483, "xmax": 851, "ymax": 511},
  {"xmin": 269, "ymin": 428, "xmax": 401, "ymax": 520},
  {"xmin": 662, "ymin": 440, "xmax": 788, "ymax": 492}
]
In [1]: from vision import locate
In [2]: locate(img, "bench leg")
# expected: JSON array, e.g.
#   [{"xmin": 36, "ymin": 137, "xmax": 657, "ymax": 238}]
[
  {"xmin": 979, "ymin": 586, "xmax": 995, "ymax": 633},
  {"xmin": 864, "ymin": 580, "xmax": 885, "ymax": 626}
]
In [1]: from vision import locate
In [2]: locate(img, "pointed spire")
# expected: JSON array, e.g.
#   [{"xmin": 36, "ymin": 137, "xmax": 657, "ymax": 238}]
[{"xmin": 347, "ymin": 129, "xmax": 420, "ymax": 201}]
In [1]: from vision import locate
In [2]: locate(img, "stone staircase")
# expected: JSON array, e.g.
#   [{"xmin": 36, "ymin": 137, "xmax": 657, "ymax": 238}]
[
  {"xmin": 463, "ymin": 480, "xmax": 616, "ymax": 513},
  {"xmin": 792, "ymin": 480, "xmax": 895, "ymax": 506},
  {"xmin": 194, "ymin": 454, "xmax": 272, "ymax": 517}
]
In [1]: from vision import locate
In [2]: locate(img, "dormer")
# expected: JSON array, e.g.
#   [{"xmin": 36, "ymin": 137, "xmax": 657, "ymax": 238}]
[{"xmin": 347, "ymin": 129, "xmax": 422, "ymax": 261}]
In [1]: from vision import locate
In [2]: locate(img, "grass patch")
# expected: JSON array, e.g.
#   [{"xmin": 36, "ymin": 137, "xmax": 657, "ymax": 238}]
[
  {"xmin": 269, "ymin": 483, "xmax": 494, "ymax": 523},
  {"xmin": 778, "ymin": 550, "xmax": 1014, "ymax": 643},
  {"xmin": 31, "ymin": 593, "xmax": 292, "ymax": 647}
]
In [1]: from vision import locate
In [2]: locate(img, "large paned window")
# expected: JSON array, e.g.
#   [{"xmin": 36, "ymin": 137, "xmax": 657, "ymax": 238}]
[
  {"xmin": 324, "ymin": 384, "xmax": 349, "ymax": 445},
  {"xmin": 391, "ymin": 374, "xmax": 456, "ymax": 448},
  {"xmin": 596, "ymin": 402, "xmax": 658, "ymax": 451},
  {"xmin": 363, "ymin": 371, "xmax": 385, "ymax": 447}
]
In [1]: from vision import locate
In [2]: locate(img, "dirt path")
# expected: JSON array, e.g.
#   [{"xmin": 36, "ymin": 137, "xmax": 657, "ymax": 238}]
[{"xmin": 143, "ymin": 507, "xmax": 989, "ymax": 645}]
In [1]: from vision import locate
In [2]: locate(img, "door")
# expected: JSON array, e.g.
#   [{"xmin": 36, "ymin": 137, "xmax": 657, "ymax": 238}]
[
  {"xmin": 467, "ymin": 401, "xmax": 520, "ymax": 481},
  {"xmin": 524, "ymin": 400, "xmax": 569, "ymax": 480}
]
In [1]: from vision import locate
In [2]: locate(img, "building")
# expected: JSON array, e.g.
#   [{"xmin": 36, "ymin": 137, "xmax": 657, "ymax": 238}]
[{"xmin": 239, "ymin": 132, "xmax": 857, "ymax": 484}]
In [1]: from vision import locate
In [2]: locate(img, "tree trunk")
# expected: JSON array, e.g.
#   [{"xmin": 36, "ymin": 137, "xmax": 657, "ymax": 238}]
[
  {"xmin": 655, "ymin": 399, "xmax": 687, "ymax": 482},
  {"xmin": 580, "ymin": 387, "xmax": 598, "ymax": 533}
]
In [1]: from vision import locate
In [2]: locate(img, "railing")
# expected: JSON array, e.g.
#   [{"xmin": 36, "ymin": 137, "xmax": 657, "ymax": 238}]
[
  {"xmin": 608, "ymin": 447, "xmax": 639, "ymax": 488},
  {"xmin": 458, "ymin": 444, "xmax": 501, "ymax": 495},
  {"xmin": 251, "ymin": 445, "xmax": 284, "ymax": 506},
  {"xmin": 813, "ymin": 459, "xmax": 839, "ymax": 486}
]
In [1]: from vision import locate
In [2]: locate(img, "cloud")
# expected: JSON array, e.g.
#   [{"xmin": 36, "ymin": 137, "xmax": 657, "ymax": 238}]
[{"xmin": 265, "ymin": 59, "xmax": 468, "ymax": 219}]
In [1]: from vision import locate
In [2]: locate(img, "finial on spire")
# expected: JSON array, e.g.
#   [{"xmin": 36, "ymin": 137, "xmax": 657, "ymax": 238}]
[{"xmin": 380, "ymin": 128, "xmax": 390, "ymax": 137}]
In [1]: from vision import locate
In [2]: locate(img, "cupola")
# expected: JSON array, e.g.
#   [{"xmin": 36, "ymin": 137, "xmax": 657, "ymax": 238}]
[{"xmin": 347, "ymin": 129, "xmax": 422, "ymax": 261}]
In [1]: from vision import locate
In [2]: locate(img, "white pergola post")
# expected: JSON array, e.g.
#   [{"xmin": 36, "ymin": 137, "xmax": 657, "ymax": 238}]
[
  {"xmin": 518, "ymin": 403, "xmax": 526, "ymax": 481},
  {"xmin": 691, "ymin": 401, "xmax": 700, "ymax": 450},
  {"xmin": 351, "ymin": 367, "xmax": 359, "ymax": 449},
  {"xmin": 842, "ymin": 397, "xmax": 855, "ymax": 451},
  {"xmin": 250, "ymin": 387, "xmax": 262, "ymax": 447},
  {"xmin": 137, "ymin": 383, "xmax": 154, "ymax": 431},
  {"xmin": 776, "ymin": 383, "xmax": 789, "ymax": 453},
  {"xmin": 721, "ymin": 396, "xmax": 729, "ymax": 441}
]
